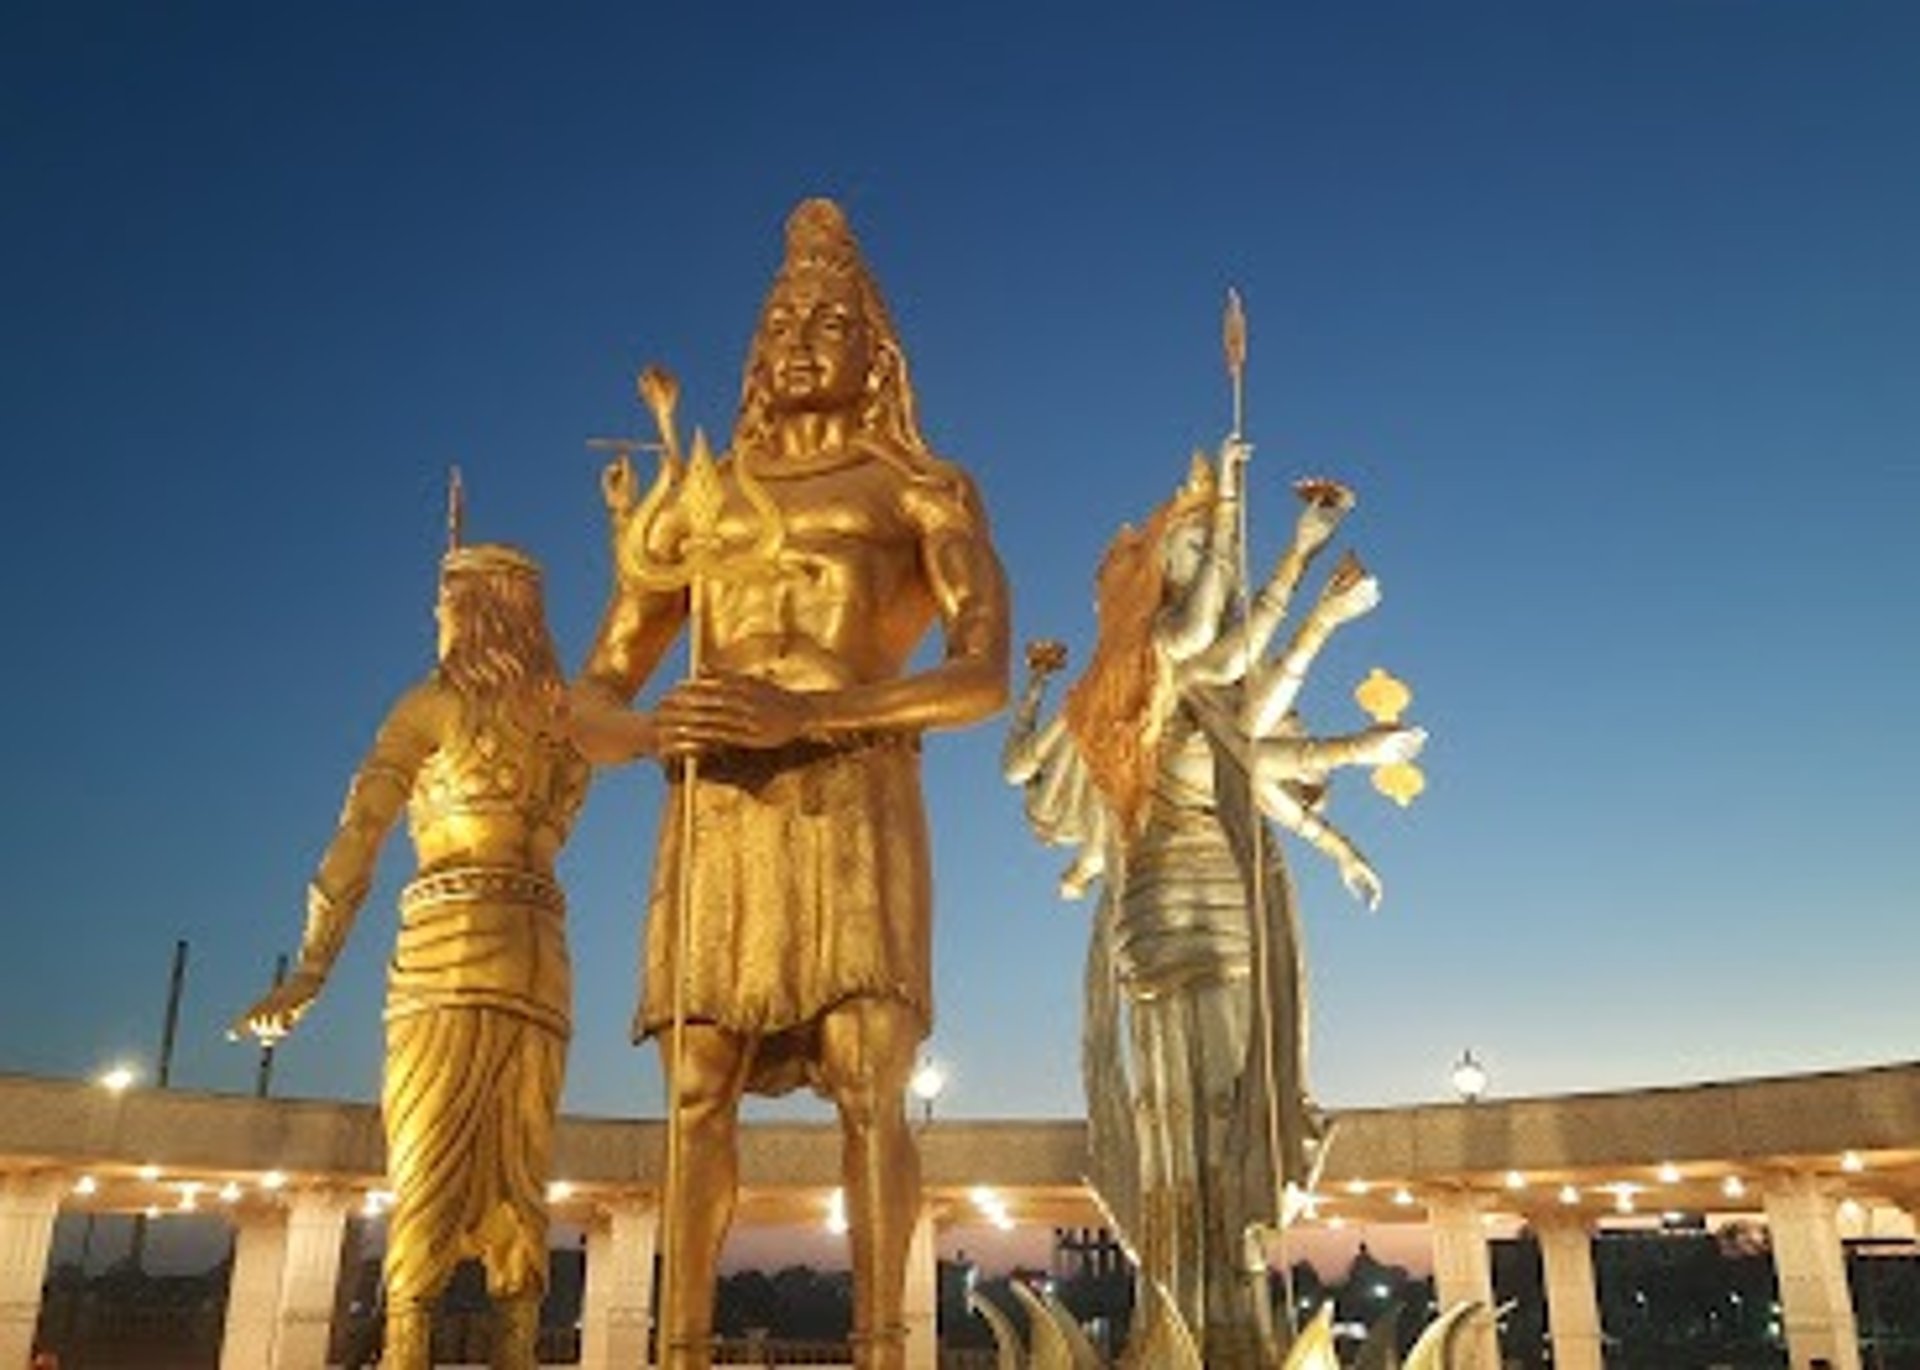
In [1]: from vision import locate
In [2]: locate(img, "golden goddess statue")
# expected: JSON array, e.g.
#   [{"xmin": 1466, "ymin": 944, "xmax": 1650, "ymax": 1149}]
[
  {"xmin": 235, "ymin": 503, "xmax": 588, "ymax": 1370},
  {"xmin": 1005, "ymin": 441, "xmax": 1423, "ymax": 1366},
  {"xmin": 569, "ymin": 199, "xmax": 1011, "ymax": 1370}
]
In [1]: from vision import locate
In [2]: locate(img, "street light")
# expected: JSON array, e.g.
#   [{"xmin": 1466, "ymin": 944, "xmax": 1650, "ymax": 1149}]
[
  {"xmin": 96, "ymin": 1064, "xmax": 138, "ymax": 1095},
  {"xmin": 909, "ymin": 1058, "xmax": 947, "ymax": 1124},
  {"xmin": 1450, "ymin": 1049, "xmax": 1488, "ymax": 1103}
]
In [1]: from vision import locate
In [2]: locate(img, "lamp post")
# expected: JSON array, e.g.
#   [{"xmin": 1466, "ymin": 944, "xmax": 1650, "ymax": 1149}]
[
  {"xmin": 86, "ymin": 1061, "xmax": 141, "ymax": 1274},
  {"xmin": 69, "ymin": 1064, "xmax": 139, "ymax": 1354},
  {"xmin": 909, "ymin": 1059, "xmax": 947, "ymax": 1125},
  {"xmin": 1450, "ymin": 1049, "xmax": 1488, "ymax": 1104}
]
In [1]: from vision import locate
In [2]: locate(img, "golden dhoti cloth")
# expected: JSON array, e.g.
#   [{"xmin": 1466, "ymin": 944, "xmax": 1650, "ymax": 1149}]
[
  {"xmin": 382, "ymin": 867, "xmax": 568, "ymax": 1302},
  {"xmin": 637, "ymin": 735, "xmax": 931, "ymax": 1081}
]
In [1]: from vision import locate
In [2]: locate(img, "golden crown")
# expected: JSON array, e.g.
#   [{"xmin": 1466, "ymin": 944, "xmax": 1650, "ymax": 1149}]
[
  {"xmin": 781, "ymin": 198, "xmax": 865, "ymax": 280},
  {"xmin": 1164, "ymin": 450, "xmax": 1218, "ymax": 524},
  {"xmin": 443, "ymin": 544, "xmax": 541, "ymax": 580}
]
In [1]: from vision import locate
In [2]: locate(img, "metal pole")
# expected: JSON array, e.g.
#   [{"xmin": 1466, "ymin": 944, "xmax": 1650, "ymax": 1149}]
[
  {"xmin": 156, "ymin": 938, "xmax": 188, "ymax": 1088},
  {"xmin": 133, "ymin": 938, "xmax": 189, "ymax": 1272},
  {"xmin": 255, "ymin": 953, "xmax": 288, "ymax": 1098}
]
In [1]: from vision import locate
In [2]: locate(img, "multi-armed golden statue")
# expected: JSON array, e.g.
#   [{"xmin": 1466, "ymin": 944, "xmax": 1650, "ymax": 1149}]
[
  {"xmin": 235, "ymin": 482, "xmax": 589, "ymax": 1370},
  {"xmin": 570, "ymin": 199, "xmax": 1011, "ymax": 1370},
  {"xmin": 1004, "ymin": 300, "xmax": 1425, "ymax": 1366}
]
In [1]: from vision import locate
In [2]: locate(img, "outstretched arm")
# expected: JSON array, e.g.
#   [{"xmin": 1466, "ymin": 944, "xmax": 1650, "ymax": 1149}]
[
  {"xmin": 1003, "ymin": 640, "xmax": 1068, "ymax": 782},
  {"xmin": 232, "ymin": 683, "xmax": 446, "ymax": 1040},
  {"xmin": 569, "ymin": 581, "xmax": 689, "ymax": 764},
  {"xmin": 1184, "ymin": 478, "xmax": 1353, "ymax": 687},
  {"xmin": 1254, "ymin": 775, "xmax": 1385, "ymax": 911},
  {"xmin": 1254, "ymin": 723, "xmax": 1427, "ymax": 786},
  {"xmin": 1243, "ymin": 552, "xmax": 1380, "ymax": 738}
]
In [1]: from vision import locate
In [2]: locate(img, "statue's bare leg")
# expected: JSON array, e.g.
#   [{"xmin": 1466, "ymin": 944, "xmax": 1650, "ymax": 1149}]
[
  {"xmin": 482, "ymin": 1215, "xmax": 548, "ymax": 1370},
  {"xmin": 488, "ymin": 1291, "xmax": 540, "ymax": 1370},
  {"xmin": 818, "ymin": 998, "xmax": 921, "ymax": 1370},
  {"xmin": 658, "ymin": 1023, "xmax": 754, "ymax": 1370},
  {"xmin": 382, "ymin": 1202, "xmax": 449, "ymax": 1370},
  {"xmin": 382, "ymin": 1023, "xmax": 464, "ymax": 1370},
  {"xmin": 383, "ymin": 1298, "xmax": 434, "ymax": 1370}
]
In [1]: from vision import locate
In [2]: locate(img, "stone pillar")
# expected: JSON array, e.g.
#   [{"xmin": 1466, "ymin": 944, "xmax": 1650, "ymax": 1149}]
[
  {"xmin": 1534, "ymin": 1213, "xmax": 1603, "ymax": 1370},
  {"xmin": 581, "ymin": 1198, "xmax": 658, "ymax": 1370},
  {"xmin": 904, "ymin": 1203, "xmax": 938, "ymax": 1370},
  {"xmin": 1426, "ymin": 1191, "xmax": 1498, "ymax": 1370},
  {"xmin": 221, "ymin": 1207, "xmax": 291, "ymax": 1370},
  {"xmin": 1763, "ymin": 1175, "xmax": 1861, "ymax": 1370},
  {"xmin": 0, "ymin": 1174, "xmax": 62, "ymax": 1369},
  {"xmin": 268, "ymin": 1189, "xmax": 351, "ymax": 1370}
]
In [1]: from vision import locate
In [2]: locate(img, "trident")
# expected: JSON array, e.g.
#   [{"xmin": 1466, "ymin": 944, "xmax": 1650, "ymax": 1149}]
[{"xmin": 595, "ymin": 365, "xmax": 786, "ymax": 1359}]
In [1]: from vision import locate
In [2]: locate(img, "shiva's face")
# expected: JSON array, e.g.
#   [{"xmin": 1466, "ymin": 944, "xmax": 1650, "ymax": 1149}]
[{"xmin": 758, "ymin": 270, "xmax": 875, "ymax": 416}]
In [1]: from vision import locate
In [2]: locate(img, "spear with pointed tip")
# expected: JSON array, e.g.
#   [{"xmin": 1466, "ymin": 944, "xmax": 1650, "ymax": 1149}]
[
  {"xmin": 1225, "ymin": 287, "xmax": 1249, "ymax": 440},
  {"xmin": 1220, "ymin": 288, "xmax": 1310, "ymax": 1342}
]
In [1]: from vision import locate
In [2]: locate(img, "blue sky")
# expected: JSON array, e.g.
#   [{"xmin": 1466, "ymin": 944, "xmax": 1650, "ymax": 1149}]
[{"xmin": 2, "ymin": 3, "xmax": 1916, "ymax": 1127}]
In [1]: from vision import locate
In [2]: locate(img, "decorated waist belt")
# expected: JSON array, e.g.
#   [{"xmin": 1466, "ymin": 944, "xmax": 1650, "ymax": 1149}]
[{"xmin": 389, "ymin": 866, "xmax": 569, "ymax": 1034}]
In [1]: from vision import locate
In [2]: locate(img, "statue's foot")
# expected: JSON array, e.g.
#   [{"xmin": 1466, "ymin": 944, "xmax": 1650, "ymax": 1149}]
[
  {"xmin": 489, "ymin": 1293, "xmax": 540, "ymax": 1370},
  {"xmin": 659, "ymin": 1333, "xmax": 715, "ymax": 1370},
  {"xmin": 382, "ymin": 1301, "xmax": 433, "ymax": 1370},
  {"xmin": 850, "ymin": 1323, "xmax": 908, "ymax": 1370},
  {"xmin": 1204, "ymin": 1320, "xmax": 1278, "ymax": 1370}
]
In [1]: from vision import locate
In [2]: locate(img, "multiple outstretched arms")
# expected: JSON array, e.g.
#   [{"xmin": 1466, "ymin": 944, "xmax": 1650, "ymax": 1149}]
[
  {"xmin": 1007, "ymin": 439, "xmax": 1424, "ymax": 913},
  {"xmin": 1002, "ymin": 642, "xmax": 1111, "ymax": 898},
  {"xmin": 1183, "ymin": 476, "xmax": 1355, "ymax": 688}
]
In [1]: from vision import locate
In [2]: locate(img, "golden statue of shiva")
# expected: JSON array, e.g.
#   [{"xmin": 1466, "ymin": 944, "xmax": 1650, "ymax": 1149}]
[{"xmin": 568, "ymin": 199, "xmax": 1011, "ymax": 1370}]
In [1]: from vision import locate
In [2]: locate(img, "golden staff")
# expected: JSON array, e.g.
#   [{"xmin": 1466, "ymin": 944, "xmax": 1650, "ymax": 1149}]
[
  {"xmin": 1220, "ymin": 289, "xmax": 1306, "ymax": 1340},
  {"xmin": 597, "ymin": 366, "xmax": 785, "ymax": 1361}
]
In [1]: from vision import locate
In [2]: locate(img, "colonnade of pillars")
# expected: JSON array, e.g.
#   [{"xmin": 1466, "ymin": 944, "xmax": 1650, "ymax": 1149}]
[
  {"xmin": 0, "ymin": 1171, "xmax": 1891, "ymax": 1368},
  {"xmin": 1427, "ymin": 1178, "xmax": 1873, "ymax": 1370},
  {"xmin": 0, "ymin": 1179, "xmax": 941, "ymax": 1370}
]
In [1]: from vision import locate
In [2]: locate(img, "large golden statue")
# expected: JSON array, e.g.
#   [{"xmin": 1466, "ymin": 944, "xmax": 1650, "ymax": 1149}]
[
  {"xmin": 235, "ymin": 500, "xmax": 589, "ymax": 1370},
  {"xmin": 570, "ymin": 198, "xmax": 1010, "ymax": 1370},
  {"xmin": 1006, "ymin": 431, "xmax": 1423, "ymax": 1366}
]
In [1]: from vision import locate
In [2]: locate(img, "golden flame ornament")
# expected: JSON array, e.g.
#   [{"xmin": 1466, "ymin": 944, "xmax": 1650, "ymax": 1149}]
[{"xmin": 1356, "ymin": 667, "xmax": 1426, "ymax": 807}]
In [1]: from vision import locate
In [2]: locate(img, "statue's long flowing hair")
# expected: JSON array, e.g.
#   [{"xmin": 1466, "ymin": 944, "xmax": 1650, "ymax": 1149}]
[
  {"xmin": 436, "ymin": 567, "xmax": 565, "ymax": 730},
  {"xmin": 1063, "ymin": 501, "xmax": 1183, "ymax": 836}
]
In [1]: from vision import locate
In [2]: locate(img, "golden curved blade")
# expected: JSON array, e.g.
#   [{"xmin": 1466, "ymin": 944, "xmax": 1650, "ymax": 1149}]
[
  {"xmin": 1010, "ymin": 1279, "xmax": 1101, "ymax": 1370},
  {"xmin": 967, "ymin": 1289, "xmax": 1026, "ymax": 1370},
  {"xmin": 1403, "ymin": 1300, "xmax": 1488, "ymax": 1370},
  {"xmin": 1278, "ymin": 1303, "xmax": 1339, "ymax": 1370}
]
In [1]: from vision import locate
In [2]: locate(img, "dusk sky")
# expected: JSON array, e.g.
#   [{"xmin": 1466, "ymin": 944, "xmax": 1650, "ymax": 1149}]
[{"xmin": 3, "ymin": 3, "xmax": 1916, "ymax": 1137}]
